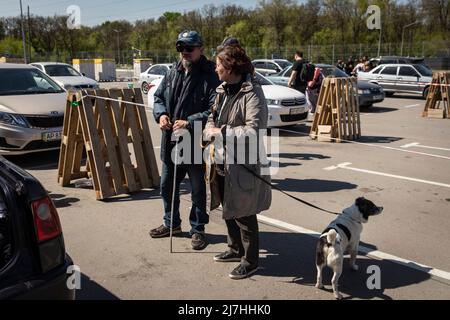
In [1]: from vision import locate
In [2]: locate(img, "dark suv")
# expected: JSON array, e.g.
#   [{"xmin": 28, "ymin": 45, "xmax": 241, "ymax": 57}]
[{"xmin": 0, "ymin": 156, "xmax": 75, "ymax": 300}]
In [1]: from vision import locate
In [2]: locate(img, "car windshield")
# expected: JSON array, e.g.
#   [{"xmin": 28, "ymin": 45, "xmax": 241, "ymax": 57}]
[
  {"xmin": 45, "ymin": 64, "xmax": 81, "ymax": 77},
  {"xmin": 413, "ymin": 64, "xmax": 432, "ymax": 77},
  {"xmin": 274, "ymin": 60, "xmax": 292, "ymax": 69},
  {"xmin": 0, "ymin": 68, "xmax": 65, "ymax": 95},
  {"xmin": 255, "ymin": 72, "xmax": 274, "ymax": 85},
  {"xmin": 318, "ymin": 66, "xmax": 349, "ymax": 78}
]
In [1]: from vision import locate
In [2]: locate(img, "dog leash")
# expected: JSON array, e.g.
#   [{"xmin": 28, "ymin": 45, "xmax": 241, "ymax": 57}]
[{"xmin": 202, "ymin": 137, "xmax": 340, "ymax": 216}]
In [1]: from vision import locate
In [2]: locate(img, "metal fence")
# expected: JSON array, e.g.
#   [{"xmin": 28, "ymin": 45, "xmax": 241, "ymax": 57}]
[{"xmin": 3, "ymin": 40, "xmax": 449, "ymax": 67}]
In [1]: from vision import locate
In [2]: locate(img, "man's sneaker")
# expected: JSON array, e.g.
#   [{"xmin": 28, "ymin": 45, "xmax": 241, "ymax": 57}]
[
  {"xmin": 191, "ymin": 233, "xmax": 208, "ymax": 250},
  {"xmin": 149, "ymin": 225, "xmax": 181, "ymax": 238},
  {"xmin": 229, "ymin": 264, "xmax": 258, "ymax": 280},
  {"xmin": 214, "ymin": 251, "xmax": 243, "ymax": 263}
]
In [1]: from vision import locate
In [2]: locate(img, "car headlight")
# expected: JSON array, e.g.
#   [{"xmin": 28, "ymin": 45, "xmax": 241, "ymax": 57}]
[
  {"xmin": 358, "ymin": 89, "xmax": 371, "ymax": 95},
  {"xmin": 266, "ymin": 99, "xmax": 281, "ymax": 106},
  {"xmin": 0, "ymin": 112, "xmax": 29, "ymax": 128}
]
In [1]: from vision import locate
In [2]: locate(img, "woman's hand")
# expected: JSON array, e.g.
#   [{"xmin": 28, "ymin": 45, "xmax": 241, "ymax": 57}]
[
  {"xmin": 203, "ymin": 127, "xmax": 222, "ymax": 141},
  {"xmin": 173, "ymin": 120, "xmax": 189, "ymax": 131}
]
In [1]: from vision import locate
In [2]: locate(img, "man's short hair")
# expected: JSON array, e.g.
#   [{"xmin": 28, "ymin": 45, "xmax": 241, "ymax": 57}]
[{"xmin": 295, "ymin": 51, "xmax": 303, "ymax": 58}]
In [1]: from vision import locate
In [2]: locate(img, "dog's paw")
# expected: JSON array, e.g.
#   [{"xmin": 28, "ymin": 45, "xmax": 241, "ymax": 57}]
[
  {"xmin": 334, "ymin": 293, "xmax": 343, "ymax": 300},
  {"xmin": 351, "ymin": 264, "xmax": 359, "ymax": 271},
  {"xmin": 315, "ymin": 283, "xmax": 324, "ymax": 289}
]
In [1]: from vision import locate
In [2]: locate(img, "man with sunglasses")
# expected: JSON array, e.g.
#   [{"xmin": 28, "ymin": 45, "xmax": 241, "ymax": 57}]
[{"xmin": 150, "ymin": 30, "xmax": 220, "ymax": 251}]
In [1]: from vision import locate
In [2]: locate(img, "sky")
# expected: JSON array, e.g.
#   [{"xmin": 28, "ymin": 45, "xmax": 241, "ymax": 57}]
[{"xmin": 0, "ymin": 0, "xmax": 261, "ymax": 26}]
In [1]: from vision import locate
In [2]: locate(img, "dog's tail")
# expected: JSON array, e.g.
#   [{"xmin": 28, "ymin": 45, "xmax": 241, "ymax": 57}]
[{"xmin": 326, "ymin": 229, "xmax": 338, "ymax": 245}]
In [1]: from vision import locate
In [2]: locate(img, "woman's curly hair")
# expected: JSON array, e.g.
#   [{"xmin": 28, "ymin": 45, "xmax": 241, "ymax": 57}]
[{"xmin": 216, "ymin": 44, "xmax": 255, "ymax": 76}]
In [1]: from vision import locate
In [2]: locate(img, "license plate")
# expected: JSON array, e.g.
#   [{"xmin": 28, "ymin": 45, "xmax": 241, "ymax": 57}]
[
  {"xmin": 373, "ymin": 95, "xmax": 383, "ymax": 100},
  {"xmin": 42, "ymin": 131, "xmax": 62, "ymax": 142},
  {"xmin": 290, "ymin": 107, "xmax": 304, "ymax": 115}
]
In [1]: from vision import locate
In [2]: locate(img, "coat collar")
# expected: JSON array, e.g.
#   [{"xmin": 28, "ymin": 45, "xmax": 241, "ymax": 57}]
[{"xmin": 216, "ymin": 73, "xmax": 254, "ymax": 94}]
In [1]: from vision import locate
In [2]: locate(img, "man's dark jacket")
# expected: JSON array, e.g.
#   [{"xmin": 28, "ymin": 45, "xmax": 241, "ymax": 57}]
[{"xmin": 153, "ymin": 55, "xmax": 220, "ymax": 163}]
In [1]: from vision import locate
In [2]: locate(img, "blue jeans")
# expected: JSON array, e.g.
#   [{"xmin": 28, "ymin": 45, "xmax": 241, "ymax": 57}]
[{"xmin": 160, "ymin": 161, "xmax": 208, "ymax": 235}]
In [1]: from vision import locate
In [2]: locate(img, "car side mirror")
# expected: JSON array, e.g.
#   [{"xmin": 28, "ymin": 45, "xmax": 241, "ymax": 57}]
[{"xmin": 82, "ymin": 73, "xmax": 86, "ymax": 77}]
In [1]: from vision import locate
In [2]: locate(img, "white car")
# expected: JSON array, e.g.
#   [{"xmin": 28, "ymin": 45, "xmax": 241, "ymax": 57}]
[
  {"xmin": 0, "ymin": 63, "xmax": 67, "ymax": 155},
  {"xmin": 30, "ymin": 62, "xmax": 99, "ymax": 91},
  {"xmin": 139, "ymin": 63, "xmax": 172, "ymax": 95},
  {"xmin": 148, "ymin": 72, "xmax": 308, "ymax": 128},
  {"xmin": 252, "ymin": 59, "xmax": 293, "ymax": 76}
]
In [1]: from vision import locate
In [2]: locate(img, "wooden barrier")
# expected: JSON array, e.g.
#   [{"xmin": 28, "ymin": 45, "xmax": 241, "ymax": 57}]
[
  {"xmin": 423, "ymin": 72, "xmax": 450, "ymax": 119},
  {"xmin": 310, "ymin": 77, "xmax": 361, "ymax": 142},
  {"xmin": 57, "ymin": 89, "xmax": 160, "ymax": 200}
]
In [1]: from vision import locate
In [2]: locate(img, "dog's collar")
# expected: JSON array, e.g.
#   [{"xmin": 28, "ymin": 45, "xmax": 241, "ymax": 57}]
[{"xmin": 322, "ymin": 224, "xmax": 352, "ymax": 242}]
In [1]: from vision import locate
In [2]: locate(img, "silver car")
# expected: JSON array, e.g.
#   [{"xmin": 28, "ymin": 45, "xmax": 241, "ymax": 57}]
[
  {"xmin": 252, "ymin": 59, "xmax": 293, "ymax": 76},
  {"xmin": 358, "ymin": 63, "xmax": 432, "ymax": 98},
  {"xmin": 138, "ymin": 63, "xmax": 172, "ymax": 94},
  {"xmin": 30, "ymin": 62, "xmax": 99, "ymax": 91},
  {"xmin": 0, "ymin": 63, "xmax": 67, "ymax": 155}
]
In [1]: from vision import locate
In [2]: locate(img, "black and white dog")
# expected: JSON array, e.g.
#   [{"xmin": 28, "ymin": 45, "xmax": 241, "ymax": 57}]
[{"xmin": 315, "ymin": 197, "xmax": 383, "ymax": 300}]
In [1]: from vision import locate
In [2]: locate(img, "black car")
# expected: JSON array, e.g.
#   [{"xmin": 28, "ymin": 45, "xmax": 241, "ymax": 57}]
[
  {"xmin": 369, "ymin": 56, "xmax": 426, "ymax": 68},
  {"xmin": 0, "ymin": 156, "xmax": 75, "ymax": 300}
]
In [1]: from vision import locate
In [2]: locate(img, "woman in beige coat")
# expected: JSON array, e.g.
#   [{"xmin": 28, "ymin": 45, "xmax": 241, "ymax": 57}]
[{"xmin": 203, "ymin": 42, "xmax": 272, "ymax": 280}]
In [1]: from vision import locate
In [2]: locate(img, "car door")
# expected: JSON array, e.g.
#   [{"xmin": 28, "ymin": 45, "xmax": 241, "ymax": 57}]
[
  {"xmin": 376, "ymin": 66, "xmax": 398, "ymax": 91},
  {"xmin": 397, "ymin": 66, "xmax": 420, "ymax": 93}
]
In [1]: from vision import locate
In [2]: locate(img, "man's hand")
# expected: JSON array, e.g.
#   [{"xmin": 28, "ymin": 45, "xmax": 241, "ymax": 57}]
[
  {"xmin": 159, "ymin": 115, "xmax": 172, "ymax": 131},
  {"xmin": 173, "ymin": 120, "xmax": 189, "ymax": 131}
]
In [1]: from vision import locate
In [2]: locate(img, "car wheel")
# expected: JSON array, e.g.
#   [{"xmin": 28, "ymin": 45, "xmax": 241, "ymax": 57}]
[
  {"xmin": 423, "ymin": 87, "xmax": 429, "ymax": 99},
  {"xmin": 141, "ymin": 82, "xmax": 149, "ymax": 95},
  {"xmin": 385, "ymin": 92, "xmax": 394, "ymax": 97}
]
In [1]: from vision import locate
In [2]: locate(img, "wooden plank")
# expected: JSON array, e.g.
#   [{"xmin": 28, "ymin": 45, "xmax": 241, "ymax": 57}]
[
  {"xmin": 122, "ymin": 89, "xmax": 151, "ymax": 188},
  {"xmin": 58, "ymin": 92, "xmax": 82, "ymax": 186},
  {"xmin": 80, "ymin": 95, "xmax": 114, "ymax": 199},
  {"xmin": 133, "ymin": 88, "xmax": 160, "ymax": 187},
  {"xmin": 95, "ymin": 90, "xmax": 127, "ymax": 195},
  {"xmin": 109, "ymin": 89, "xmax": 139, "ymax": 192}
]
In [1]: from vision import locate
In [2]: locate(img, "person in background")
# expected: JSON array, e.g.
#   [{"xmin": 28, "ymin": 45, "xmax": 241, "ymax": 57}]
[
  {"xmin": 288, "ymin": 50, "xmax": 307, "ymax": 94},
  {"xmin": 306, "ymin": 66, "xmax": 324, "ymax": 114}
]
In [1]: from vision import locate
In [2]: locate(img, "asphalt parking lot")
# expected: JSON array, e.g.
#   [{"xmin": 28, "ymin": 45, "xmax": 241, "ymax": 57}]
[{"xmin": 6, "ymin": 85, "xmax": 450, "ymax": 300}]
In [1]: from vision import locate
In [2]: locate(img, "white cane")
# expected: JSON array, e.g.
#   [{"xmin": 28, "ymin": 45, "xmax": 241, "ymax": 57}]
[{"xmin": 170, "ymin": 133, "xmax": 180, "ymax": 254}]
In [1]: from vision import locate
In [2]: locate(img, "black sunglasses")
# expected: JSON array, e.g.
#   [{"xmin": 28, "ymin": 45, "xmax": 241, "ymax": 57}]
[{"xmin": 176, "ymin": 45, "xmax": 197, "ymax": 53}]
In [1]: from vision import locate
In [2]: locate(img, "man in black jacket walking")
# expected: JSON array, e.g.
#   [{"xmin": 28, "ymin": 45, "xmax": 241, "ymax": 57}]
[{"xmin": 150, "ymin": 30, "xmax": 220, "ymax": 250}]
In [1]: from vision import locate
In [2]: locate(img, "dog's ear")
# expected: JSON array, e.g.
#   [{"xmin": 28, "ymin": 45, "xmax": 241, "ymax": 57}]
[{"xmin": 355, "ymin": 197, "xmax": 367, "ymax": 213}]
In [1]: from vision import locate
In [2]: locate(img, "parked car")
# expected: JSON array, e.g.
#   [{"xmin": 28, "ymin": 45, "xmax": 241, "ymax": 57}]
[
  {"xmin": 30, "ymin": 62, "xmax": 99, "ymax": 91},
  {"xmin": 148, "ymin": 72, "xmax": 309, "ymax": 127},
  {"xmin": 252, "ymin": 59, "xmax": 292, "ymax": 76},
  {"xmin": 0, "ymin": 155, "xmax": 75, "ymax": 299},
  {"xmin": 369, "ymin": 56, "xmax": 426, "ymax": 68},
  {"xmin": 358, "ymin": 63, "xmax": 432, "ymax": 98},
  {"xmin": 138, "ymin": 63, "xmax": 172, "ymax": 94},
  {"xmin": 0, "ymin": 63, "xmax": 67, "ymax": 155},
  {"xmin": 267, "ymin": 64, "xmax": 385, "ymax": 107}
]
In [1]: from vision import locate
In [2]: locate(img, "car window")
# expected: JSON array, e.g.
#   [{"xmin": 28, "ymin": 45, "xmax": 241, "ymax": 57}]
[
  {"xmin": 381, "ymin": 66, "xmax": 398, "ymax": 75},
  {"xmin": 399, "ymin": 66, "xmax": 419, "ymax": 77},
  {"xmin": 253, "ymin": 62, "xmax": 266, "ymax": 68},
  {"xmin": 413, "ymin": 64, "xmax": 433, "ymax": 77},
  {"xmin": 274, "ymin": 60, "xmax": 292, "ymax": 69},
  {"xmin": 284, "ymin": 67, "xmax": 292, "ymax": 77},
  {"xmin": 31, "ymin": 64, "xmax": 44, "ymax": 71},
  {"xmin": 148, "ymin": 66, "xmax": 160, "ymax": 75},
  {"xmin": 255, "ymin": 72, "xmax": 274, "ymax": 85},
  {"xmin": 45, "ymin": 65, "xmax": 81, "ymax": 77},
  {"xmin": 371, "ymin": 66, "xmax": 383, "ymax": 74},
  {"xmin": 0, "ymin": 68, "xmax": 64, "ymax": 95},
  {"xmin": 267, "ymin": 62, "xmax": 279, "ymax": 71}
]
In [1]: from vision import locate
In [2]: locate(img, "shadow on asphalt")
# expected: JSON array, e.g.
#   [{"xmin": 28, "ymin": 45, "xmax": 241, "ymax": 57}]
[
  {"xmin": 258, "ymin": 231, "xmax": 431, "ymax": 300},
  {"xmin": 360, "ymin": 106, "xmax": 399, "ymax": 113},
  {"xmin": 48, "ymin": 192, "xmax": 80, "ymax": 208},
  {"xmin": 76, "ymin": 274, "xmax": 120, "ymax": 300},
  {"xmin": 4, "ymin": 150, "xmax": 61, "ymax": 170},
  {"xmin": 272, "ymin": 178, "xmax": 357, "ymax": 193},
  {"xmin": 356, "ymin": 136, "xmax": 404, "ymax": 144}
]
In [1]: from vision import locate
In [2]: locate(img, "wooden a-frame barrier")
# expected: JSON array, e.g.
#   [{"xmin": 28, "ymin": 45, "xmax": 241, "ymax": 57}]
[
  {"xmin": 57, "ymin": 89, "xmax": 160, "ymax": 200},
  {"xmin": 310, "ymin": 77, "xmax": 361, "ymax": 142}
]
